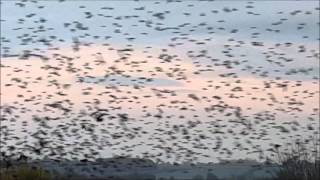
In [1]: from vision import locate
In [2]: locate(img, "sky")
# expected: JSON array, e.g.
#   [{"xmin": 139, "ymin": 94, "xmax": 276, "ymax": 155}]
[{"xmin": 0, "ymin": 0, "xmax": 319, "ymax": 163}]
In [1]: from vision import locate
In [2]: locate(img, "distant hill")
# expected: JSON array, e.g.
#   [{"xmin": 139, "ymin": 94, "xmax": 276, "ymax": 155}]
[
  {"xmin": 0, "ymin": 157, "xmax": 280, "ymax": 180},
  {"xmin": 96, "ymin": 156, "xmax": 157, "ymax": 169}
]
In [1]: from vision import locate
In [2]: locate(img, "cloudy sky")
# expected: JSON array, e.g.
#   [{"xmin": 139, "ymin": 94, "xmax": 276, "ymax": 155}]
[{"xmin": 1, "ymin": 0, "xmax": 319, "ymax": 163}]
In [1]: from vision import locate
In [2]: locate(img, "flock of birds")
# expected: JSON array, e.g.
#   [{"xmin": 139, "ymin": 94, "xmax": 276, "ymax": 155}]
[{"xmin": 0, "ymin": 0, "xmax": 319, "ymax": 167}]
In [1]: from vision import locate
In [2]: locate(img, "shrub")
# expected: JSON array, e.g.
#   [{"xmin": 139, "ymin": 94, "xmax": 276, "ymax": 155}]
[
  {"xmin": 0, "ymin": 166, "xmax": 51, "ymax": 180},
  {"xmin": 272, "ymin": 136, "xmax": 320, "ymax": 180}
]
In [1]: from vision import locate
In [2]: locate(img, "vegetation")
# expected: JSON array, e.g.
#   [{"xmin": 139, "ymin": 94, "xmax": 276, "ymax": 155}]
[
  {"xmin": 272, "ymin": 136, "xmax": 320, "ymax": 180},
  {"xmin": 0, "ymin": 166, "xmax": 51, "ymax": 180}
]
